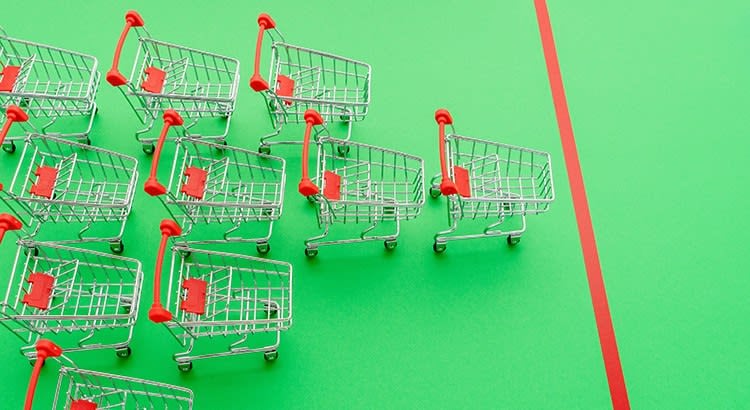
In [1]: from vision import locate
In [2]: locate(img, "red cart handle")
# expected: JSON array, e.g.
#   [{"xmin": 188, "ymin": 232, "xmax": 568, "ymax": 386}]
[
  {"xmin": 106, "ymin": 10, "xmax": 145, "ymax": 86},
  {"xmin": 0, "ymin": 105, "xmax": 29, "ymax": 147},
  {"xmin": 435, "ymin": 109, "xmax": 458, "ymax": 195},
  {"xmin": 298, "ymin": 109, "xmax": 324, "ymax": 196},
  {"xmin": 24, "ymin": 339, "xmax": 63, "ymax": 410},
  {"xmin": 0, "ymin": 213, "xmax": 22, "ymax": 244},
  {"xmin": 149, "ymin": 219, "xmax": 181, "ymax": 323},
  {"xmin": 249, "ymin": 13, "xmax": 277, "ymax": 92},
  {"xmin": 144, "ymin": 110, "xmax": 184, "ymax": 196}
]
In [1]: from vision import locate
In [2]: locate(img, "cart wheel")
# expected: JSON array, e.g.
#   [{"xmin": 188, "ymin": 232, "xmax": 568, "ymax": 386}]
[
  {"xmin": 340, "ymin": 115, "xmax": 351, "ymax": 122},
  {"xmin": 304, "ymin": 247, "xmax": 318, "ymax": 258},
  {"xmin": 507, "ymin": 236, "xmax": 521, "ymax": 246},
  {"xmin": 24, "ymin": 247, "xmax": 39, "ymax": 257},
  {"xmin": 264, "ymin": 303, "xmax": 279, "ymax": 316},
  {"xmin": 384, "ymin": 239, "xmax": 397, "ymax": 251},
  {"xmin": 2, "ymin": 141, "xmax": 16, "ymax": 154},
  {"xmin": 337, "ymin": 145, "xmax": 350, "ymax": 156},
  {"xmin": 178, "ymin": 362, "xmax": 193, "ymax": 372},
  {"xmin": 215, "ymin": 140, "xmax": 227, "ymax": 151},
  {"xmin": 83, "ymin": 137, "xmax": 92, "ymax": 145},
  {"xmin": 429, "ymin": 186, "xmax": 441, "ymax": 199},
  {"xmin": 109, "ymin": 240, "xmax": 124, "ymax": 254},
  {"xmin": 142, "ymin": 143, "xmax": 155, "ymax": 155},
  {"xmin": 264, "ymin": 350, "xmax": 278, "ymax": 362},
  {"xmin": 433, "ymin": 242, "xmax": 447, "ymax": 253},
  {"xmin": 115, "ymin": 346, "xmax": 132, "ymax": 358},
  {"xmin": 179, "ymin": 250, "xmax": 192, "ymax": 258},
  {"xmin": 256, "ymin": 241, "xmax": 270, "ymax": 255},
  {"xmin": 262, "ymin": 208, "xmax": 273, "ymax": 217},
  {"xmin": 259, "ymin": 145, "xmax": 271, "ymax": 155}
]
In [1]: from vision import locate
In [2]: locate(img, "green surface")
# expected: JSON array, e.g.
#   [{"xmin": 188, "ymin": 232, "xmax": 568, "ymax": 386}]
[{"xmin": 0, "ymin": 1, "xmax": 745, "ymax": 408}]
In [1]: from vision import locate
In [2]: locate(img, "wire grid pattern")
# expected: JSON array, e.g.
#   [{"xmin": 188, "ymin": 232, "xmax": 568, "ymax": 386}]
[
  {"xmin": 0, "ymin": 242, "xmax": 141, "ymax": 341},
  {"xmin": 445, "ymin": 133, "xmax": 554, "ymax": 218},
  {"xmin": 164, "ymin": 139, "xmax": 285, "ymax": 224},
  {"xmin": 164, "ymin": 247, "xmax": 292, "ymax": 340},
  {"xmin": 123, "ymin": 30, "xmax": 239, "ymax": 123},
  {"xmin": 54, "ymin": 367, "xmax": 193, "ymax": 409},
  {"xmin": 0, "ymin": 31, "xmax": 98, "ymax": 117},
  {"xmin": 313, "ymin": 137, "xmax": 424, "ymax": 223},
  {"xmin": 5, "ymin": 135, "xmax": 137, "ymax": 224},
  {"xmin": 267, "ymin": 41, "xmax": 370, "ymax": 123}
]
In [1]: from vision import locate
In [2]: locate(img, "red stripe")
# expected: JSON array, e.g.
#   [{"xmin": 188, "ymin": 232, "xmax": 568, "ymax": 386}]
[{"xmin": 533, "ymin": 1, "xmax": 630, "ymax": 408}]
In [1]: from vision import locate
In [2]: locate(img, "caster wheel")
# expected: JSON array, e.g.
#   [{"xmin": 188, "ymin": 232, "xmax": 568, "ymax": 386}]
[
  {"xmin": 83, "ymin": 137, "xmax": 92, "ymax": 145},
  {"xmin": 3, "ymin": 141, "xmax": 16, "ymax": 154},
  {"xmin": 216, "ymin": 140, "xmax": 227, "ymax": 151},
  {"xmin": 259, "ymin": 145, "xmax": 271, "ymax": 155},
  {"xmin": 115, "ymin": 346, "xmax": 132, "ymax": 358},
  {"xmin": 178, "ymin": 362, "xmax": 193, "ymax": 372},
  {"xmin": 179, "ymin": 250, "xmax": 192, "ymax": 258},
  {"xmin": 340, "ymin": 115, "xmax": 351, "ymax": 122},
  {"xmin": 109, "ymin": 240, "xmax": 124, "ymax": 254},
  {"xmin": 265, "ymin": 304, "xmax": 279, "ymax": 316},
  {"xmin": 429, "ymin": 186, "xmax": 441, "ymax": 199},
  {"xmin": 384, "ymin": 240, "xmax": 397, "ymax": 250},
  {"xmin": 142, "ymin": 143, "xmax": 155, "ymax": 155},
  {"xmin": 433, "ymin": 242, "xmax": 447, "ymax": 253},
  {"xmin": 24, "ymin": 247, "xmax": 39, "ymax": 257},
  {"xmin": 507, "ymin": 236, "xmax": 521, "ymax": 246},
  {"xmin": 337, "ymin": 145, "xmax": 350, "ymax": 156},
  {"xmin": 304, "ymin": 247, "xmax": 318, "ymax": 258},
  {"xmin": 256, "ymin": 241, "xmax": 270, "ymax": 255},
  {"xmin": 264, "ymin": 350, "xmax": 278, "ymax": 361},
  {"xmin": 262, "ymin": 208, "xmax": 273, "ymax": 217}
]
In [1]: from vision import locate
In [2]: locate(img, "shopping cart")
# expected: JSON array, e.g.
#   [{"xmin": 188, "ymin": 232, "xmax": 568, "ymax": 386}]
[
  {"xmin": 143, "ymin": 110, "xmax": 286, "ymax": 255},
  {"xmin": 0, "ymin": 28, "xmax": 100, "ymax": 154},
  {"xmin": 24, "ymin": 340, "xmax": 193, "ymax": 409},
  {"xmin": 0, "ymin": 236, "xmax": 141, "ymax": 362},
  {"xmin": 250, "ymin": 13, "xmax": 372, "ymax": 154},
  {"xmin": 149, "ymin": 220, "xmax": 293, "ymax": 371},
  {"xmin": 107, "ymin": 11, "xmax": 240, "ymax": 154},
  {"xmin": 0, "ymin": 135, "xmax": 138, "ymax": 252},
  {"xmin": 430, "ymin": 109, "xmax": 555, "ymax": 252},
  {"xmin": 298, "ymin": 110, "xmax": 424, "ymax": 256}
]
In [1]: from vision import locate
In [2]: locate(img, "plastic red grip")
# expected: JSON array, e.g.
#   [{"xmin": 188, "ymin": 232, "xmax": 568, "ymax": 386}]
[
  {"xmin": 249, "ymin": 13, "xmax": 276, "ymax": 92},
  {"xmin": 24, "ymin": 340, "xmax": 63, "ymax": 410},
  {"xmin": 0, "ymin": 213, "xmax": 22, "ymax": 244},
  {"xmin": 149, "ymin": 219, "xmax": 181, "ymax": 324},
  {"xmin": 1, "ymin": 105, "xmax": 29, "ymax": 147},
  {"xmin": 144, "ymin": 110, "xmax": 184, "ymax": 196},
  {"xmin": 107, "ymin": 10, "xmax": 145, "ymax": 87},
  {"xmin": 298, "ymin": 109, "xmax": 324, "ymax": 196},
  {"xmin": 435, "ymin": 109, "xmax": 458, "ymax": 196}
]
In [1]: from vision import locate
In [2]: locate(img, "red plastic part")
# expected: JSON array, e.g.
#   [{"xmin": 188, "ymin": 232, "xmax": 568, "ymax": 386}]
[
  {"xmin": 298, "ymin": 109, "xmax": 324, "ymax": 197},
  {"xmin": 22, "ymin": 273, "xmax": 55, "ymax": 310},
  {"xmin": 181, "ymin": 167, "xmax": 208, "ymax": 200},
  {"xmin": 323, "ymin": 171, "xmax": 341, "ymax": 200},
  {"xmin": 276, "ymin": 75, "xmax": 295, "ymax": 105},
  {"xmin": 0, "ymin": 213, "xmax": 22, "ymax": 244},
  {"xmin": 107, "ymin": 11, "xmax": 145, "ymax": 87},
  {"xmin": 435, "ymin": 109, "xmax": 459, "ymax": 196},
  {"xmin": 149, "ymin": 220, "xmax": 182, "ymax": 324},
  {"xmin": 452, "ymin": 166, "xmax": 471, "ymax": 198},
  {"xmin": 25, "ymin": 340, "xmax": 63, "ymax": 410},
  {"xmin": 1, "ymin": 105, "xmax": 29, "ymax": 146},
  {"xmin": 180, "ymin": 278, "xmax": 207, "ymax": 315},
  {"xmin": 0, "ymin": 66, "xmax": 20, "ymax": 92},
  {"xmin": 249, "ymin": 13, "xmax": 277, "ymax": 92},
  {"xmin": 141, "ymin": 67, "xmax": 166, "ymax": 93},
  {"xmin": 144, "ymin": 110, "xmax": 184, "ymax": 196},
  {"xmin": 71, "ymin": 400, "xmax": 98, "ymax": 410},
  {"xmin": 30, "ymin": 166, "xmax": 58, "ymax": 199}
]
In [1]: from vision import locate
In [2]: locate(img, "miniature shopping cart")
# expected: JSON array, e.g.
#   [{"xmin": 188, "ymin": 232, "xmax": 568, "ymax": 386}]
[
  {"xmin": 106, "ymin": 11, "xmax": 240, "ymax": 153},
  {"xmin": 250, "ymin": 13, "xmax": 372, "ymax": 154},
  {"xmin": 149, "ymin": 220, "xmax": 292, "ymax": 371},
  {"xmin": 0, "ymin": 28, "xmax": 100, "ymax": 153},
  {"xmin": 429, "ymin": 109, "xmax": 554, "ymax": 252},
  {"xmin": 24, "ymin": 340, "xmax": 193, "ymax": 409},
  {"xmin": 0, "ymin": 237, "xmax": 141, "ymax": 362},
  {"xmin": 298, "ymin": 110, "xmax": 424, "ymax": 256},
  {"xmin": 0, "ymin": 135, "xmax": 138, "ymax": 252},
  {"xmin": 142, "ymin": 110, "xmax": 286, "ymax": 255}
]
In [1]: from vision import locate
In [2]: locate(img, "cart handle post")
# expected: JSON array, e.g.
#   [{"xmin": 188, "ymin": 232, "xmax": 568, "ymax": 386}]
[
  {"xmin": 24, "ymin": 339, "xmax": 63, "ymax": 410},
  {"xmin": 249, "ymin": 13, "xmax": 276, "ymax": 92},
  {"xmin": 149, "ymin": 219, "xmax": 181, "ymax": 324},
  {"xmin": 435, "ymin": 109, "xmax": 458, "ymax": 195},
  {"xmin": 106, "ymin": 10, "xmax": 145, "ymax": 86},
  {"xmin": 0, "ymin": 105, "xmax": 29, "ymax": 147},
  {"xmin": 0, "ymin": 213, "xmax": 22, "ymax": 244},
  {"xmin": 144, "ymin": 110, "xmax": 184, "ymax": 197},
  {"xmin": 298, "ymin": 109, "xmax": 324, "ymax": 196}
]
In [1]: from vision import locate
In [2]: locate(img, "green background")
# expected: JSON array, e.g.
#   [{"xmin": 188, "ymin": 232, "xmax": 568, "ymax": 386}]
[{"xmin": 0, "ymin": 0, "xmax": 746, "ymax": 408}]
